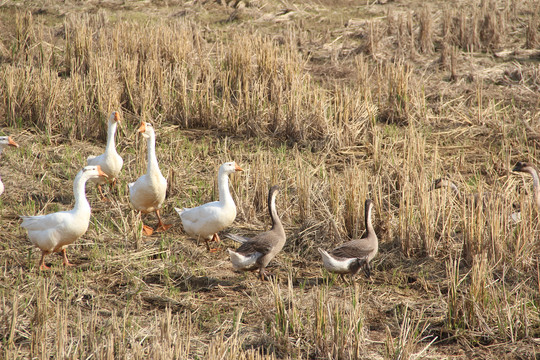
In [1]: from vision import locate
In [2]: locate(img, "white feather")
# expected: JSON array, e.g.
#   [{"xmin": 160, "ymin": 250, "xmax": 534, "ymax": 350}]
[
  {"xmin": 318, "ymin": 248, "xmax": 358, "ymax": 274},
  {"xmin": 227, "ymin": 248, "xmax": 262, "ymax": 271}
]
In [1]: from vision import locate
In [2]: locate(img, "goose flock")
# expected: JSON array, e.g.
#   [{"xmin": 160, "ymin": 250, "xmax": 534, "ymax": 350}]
[{"xmin": 2, "ymin": 111, "xmax": 540, "ymax": 280}]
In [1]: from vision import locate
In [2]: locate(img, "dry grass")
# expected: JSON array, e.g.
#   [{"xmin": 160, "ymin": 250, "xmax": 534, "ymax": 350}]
[{"xmin": 1, "ymin": 0, "xmax": 540, "ymax": 358}]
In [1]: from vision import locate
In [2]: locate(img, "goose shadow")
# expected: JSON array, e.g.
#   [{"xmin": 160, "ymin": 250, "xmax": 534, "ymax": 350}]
[{"xmin": 143, "ymin": 272, "xmax": 236, "ymax": 292}]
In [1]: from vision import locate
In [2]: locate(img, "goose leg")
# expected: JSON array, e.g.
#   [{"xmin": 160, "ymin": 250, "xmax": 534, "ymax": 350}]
[
  {"xmin": 155, "ymin": 209, "xmax": 172, "ymax": 232},
  {"xmin": 339, "ymin": 273, "xmax": 352, "ymax": 285},
  {"xmin": 363, "ymin": 263, "xmax": 371, "ymax": 279},
  {"xmin": 61, "ymin": 249, "xmax": 74, "ymax": 267},
  {"xmin": 205, "ymin": 234, "xmax": 219, "ymax": 252},
  {"xmin": 259, "ymin": 268, "xmax": 274, "ymax": 281},
  {"xmin": 39, "ymin": 251, "xmax": 50, "ymax": 271},
  {"xmin": 139, "ymin": 212, "xmax": 153, "ymax": 236},
  {"xmin": 97, "ymin": 184, "xmax": 109, "ymax": 202}
]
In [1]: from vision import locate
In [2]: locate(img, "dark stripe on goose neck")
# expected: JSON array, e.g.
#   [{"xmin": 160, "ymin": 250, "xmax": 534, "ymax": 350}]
[
  {"xmin": 268, "ymin": 185, "xmax": 280, "ymax": 229},
  {"xmin": 364, "ymin": 199, "xmax": 373, "ymax": 235}
]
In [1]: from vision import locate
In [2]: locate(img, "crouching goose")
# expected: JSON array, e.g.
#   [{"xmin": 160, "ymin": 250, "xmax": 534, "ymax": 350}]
[
  {"xmin": 512, "ymin": 161, "xmax": 540, "ymax": 210},
  {"xmin": 175, "ymin": 161, "xmax": 243, "ymax": 252},
  {"xmin": 227, "ymin": 185, "xmax": 286, "ymax": 281},
  {"xmin": 20, "ymin": 165, "xmax": 108, "ymax": 270},
  {"xmin": 0, "ymin": 136, "xmax": 19, "ymax": 196},
  {"xmin": 129, "ymin": 122, "xmax": 171, "ymax": 235},
  {"xmin": 431, "ymin": 177, "xmax": 521, "ymax": 223},
  {"xmin": 318, "ymin": 199, "xmax": 378, "ymax": 279},
  {"xmin": 87, "ymin": 111, "xmax": 123, "ymax": 200}
]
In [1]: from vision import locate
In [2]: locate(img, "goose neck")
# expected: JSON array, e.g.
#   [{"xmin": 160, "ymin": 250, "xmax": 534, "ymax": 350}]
[
  {"xmin": 529, "ymin": 167, "xmax": 540, "ymax": 209},
  {"xmin": 72, "ymin": 171, "xmax": 91, "ymax": 213},
  {"xmin": 268, "ymin": 190, "xmax": 284, "ymax": 234},
  {"xmin": 145, "ymin": 133, "xmax": 160, "ymax": 175},
  {"xmin": 217, "ymin": 170, "xmax": 233, "ymax": 205},
  {"xmin": 449, "ymin": 183, "xmax": 460, "ymax": 196},
  {"xmin": 365, "ymin": 204, "xmax": 374, "ymax": 236},
  {"xmin": 105, "ymin": 121, "xmax": 118, "ymax": 154}
]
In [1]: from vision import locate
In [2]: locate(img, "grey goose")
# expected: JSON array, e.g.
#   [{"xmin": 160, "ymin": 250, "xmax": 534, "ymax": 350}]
[
  {"xmin": 318, "ymin": 199, "xmax": 378, "ymax": 279},
  {"xmin": 227, "ymin": 185, "xmax": 286, "ymax": 281}
]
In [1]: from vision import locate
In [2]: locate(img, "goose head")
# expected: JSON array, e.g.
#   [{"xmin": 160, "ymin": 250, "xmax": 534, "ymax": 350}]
[
  {"xmin": 219, "ymin": 161, "xmax": 244, "ymax": 176},
  {"xmin": 109, "ymin": 111, "xmax": 121, "ymax": 125},
  {"xmin": 269, "ymin": 185, "xmax": 280, "ymax": 200},
  {"xmin": 82, "ymin": 165, "xmax": 109, "ymax": 180},
  {"xmin": 430, "ymin": 178, "xmax": 453, "ymax": 191},
  {"xmin": 512, "ymin": 161, "xmax": 535, "ymax": 174},
  {"xmin": 365, "ymin": 198, "xmax": 373, "ymax": 211},
  {"xmin": 137, "ymin": 121, "xmax": 155, "ymax": 139},
  {"xmin": 0, "ymin": 136, "xmax": 19, "ymax": 150}
]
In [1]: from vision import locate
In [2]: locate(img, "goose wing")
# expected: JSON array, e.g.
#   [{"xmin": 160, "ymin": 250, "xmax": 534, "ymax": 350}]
[
  {"xmin": 236, "ymin": 236, "xmax": 274, "ymax": 256},
  {"xmin": 176, "ymin": 201, "xmax": 220, "ymax": 223},
  {"xmin": 20, "ymin": 212, "xmax": 68, "ymax": 231},
  {"xmin": 331, "ymin": 238, "xmax": 374, "ymax": 259},
  {"xmin": 225, "ymin": 233, "xmax": 251, "ymax": 244}
]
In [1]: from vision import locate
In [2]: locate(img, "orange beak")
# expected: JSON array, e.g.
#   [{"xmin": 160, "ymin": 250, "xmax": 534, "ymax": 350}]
[
  {"xmin": 234, "ymin": 163, "xmax": 244, "ymax": 172},
  {"xmin": 96, "ymin": 165, "xmax": 109, "ymax": 178},
  {"xmin": 137, "ymin": 122, "xmax": 146, "ymax": 133},
  {"xmin": 114, "ymin": 112, "xmax": 120, "ymax": 122},
  {"xmin": 8, "ymin": 136, "xmax": 19, "ymax": 148}
]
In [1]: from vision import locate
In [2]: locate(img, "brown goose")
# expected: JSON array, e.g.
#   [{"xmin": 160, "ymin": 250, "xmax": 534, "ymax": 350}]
[
  {"xmin": 227, "ymin": 185, "xmax": 286, "ymax": 281},
  {"xmin": 512, "ymin": 161, "xmax": 540, "ymax": 210},
  {"xmin": 318, "ymin": 199, "xmax": 378, "ymax": 279}
]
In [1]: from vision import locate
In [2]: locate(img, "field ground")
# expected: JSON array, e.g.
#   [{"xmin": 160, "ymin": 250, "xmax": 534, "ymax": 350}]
[{"xmin": 0, "ymin": 0, "xmax": 540, "ymax": 359}]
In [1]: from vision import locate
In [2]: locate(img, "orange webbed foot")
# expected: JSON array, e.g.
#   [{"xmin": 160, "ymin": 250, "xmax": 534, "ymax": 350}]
[
  {"xmin": 156, "ymin": 223, "xmax": 172, "ymax": 232},
  {"xmin": 39, "ymin": 264, "xmax": 51, "ymax": 271},
  {"xmin": 142, "ymin": 225, "xmax": 154, "ymax": 236}
]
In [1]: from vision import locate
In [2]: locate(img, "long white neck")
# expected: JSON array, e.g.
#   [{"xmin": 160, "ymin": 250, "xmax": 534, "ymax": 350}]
[
  {"xmin": 217, "ymin": 169, "xmax": 234, "ymax": 206},
  {"xmin": 72, "ymin": 171, "xmax": 91, "ymax": 213},
  {"xmin": 146, "ymin": 132, "xmax": 161, "ymax": 176},
  {"xmin": 105, "ymin": 121, "xmax": 118, "ymax": 154}
]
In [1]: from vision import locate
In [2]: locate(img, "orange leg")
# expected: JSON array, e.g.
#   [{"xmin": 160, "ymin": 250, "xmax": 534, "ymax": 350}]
[
  {"xmin": 39, "ymin": 251, "xmax": 50, "ymax": 271},
  {"xmin": 138, "ymin": 211, "xmax": 154, "ymax": 236},
  {"xmin": 98, "ymin": 184, "xmax": 109, "ymax": 202},
  {"xmin": 205, "ymin": 234, "xmax": 219, "ymax": 252},
  {"xmin": 61, "ymin": 249, "xmax": 74, "ymax": 267},
  {"xmin": 155, "ymin": 209, "xmax": 172, "ymax": 232}
]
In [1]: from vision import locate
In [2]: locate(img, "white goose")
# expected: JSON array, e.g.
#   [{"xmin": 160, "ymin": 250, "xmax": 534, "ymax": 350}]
[
  {"xmin": 20, "ymin": 165, "xmax": 108, "ymax": 270},
  {"xmin": 0, "ymin": 136, "xmax": 19, "ymax": 196},
  {"xmin": 87, "ymin": 111, "xmax": 123, "ymax": 200},
  {"xmin": 175, "ymin": 161, "xmax": 243, "ymax": 251},
  {"xmin": 129, "ymin": 122, "xmax": 171, "ymax": 235}
]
